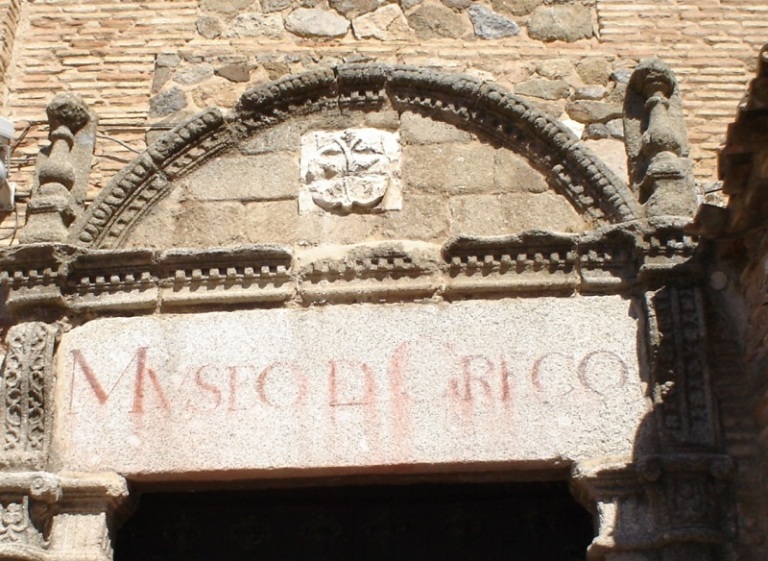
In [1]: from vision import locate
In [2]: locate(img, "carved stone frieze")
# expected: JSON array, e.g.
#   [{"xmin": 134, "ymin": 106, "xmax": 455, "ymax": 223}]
[
  {"xmin": 644, "ymin": 285, "xmax": 717, "ymax": 450},
  {"xmin": 0, "ymin": 220, "xmax": 707, "ymax": 317},
  {"xmin": 0, "ymin": 323, "xmax": 57, "ymax": 469}
]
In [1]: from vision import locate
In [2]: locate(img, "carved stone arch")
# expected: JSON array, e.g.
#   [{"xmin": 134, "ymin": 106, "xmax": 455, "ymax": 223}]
[{"xmin": 68, "ymin": 64, "xmax": 643, "ymax": 250}]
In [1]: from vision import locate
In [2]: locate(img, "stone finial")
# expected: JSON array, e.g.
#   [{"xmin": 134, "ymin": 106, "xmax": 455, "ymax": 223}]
[
  {"xmin": 624, "ymin": 58, "xmax": 696, "ymax": 218},
  {"xmin": 20, "ymin": 93, "xmax": 96, "ymax": 244}
]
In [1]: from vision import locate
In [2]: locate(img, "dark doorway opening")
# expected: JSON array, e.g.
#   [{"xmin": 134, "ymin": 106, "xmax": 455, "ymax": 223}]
[{"xmin": 115, "ymin": 480, "xmax": 592, "ymax": 561}]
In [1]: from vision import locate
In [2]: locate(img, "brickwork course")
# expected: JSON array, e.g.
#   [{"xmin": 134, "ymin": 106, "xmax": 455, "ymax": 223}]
[{"xmin": 0, "ymin": 0, "xmax": 765, "ymax": 242}]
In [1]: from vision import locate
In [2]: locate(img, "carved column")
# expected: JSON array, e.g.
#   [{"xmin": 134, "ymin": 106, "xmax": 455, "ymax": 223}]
[
  {"xmin": 21, "ymin": 94, "xmax": 96, "ymax": 244},
  {"xmin": 0, "ymin": 324, "xmax": 132, "ymax": 561},
  {"xmin": 624, "ymin": 59, "xmax": 697, "ymax": 218}
]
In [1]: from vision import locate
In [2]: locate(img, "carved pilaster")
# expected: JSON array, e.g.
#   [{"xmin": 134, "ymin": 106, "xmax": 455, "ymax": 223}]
[
  {"xmin": 21, "ymin": 94, "xmax": 96, "ymax": 244},
  {"xmin": 644, "ymin": 285, "xmax": 717, "ymax": 449},
  {"xmin": 0, "ymin": 322, "xmax": 57, "ymax": 469},
  {"xmin": 624, "ymin": 59, "xmax": 696, "ymax": 218},
  {"xmin": 0, "ymin": 472, "xmax": 130, "ymax": 561},
  {"xmin": 572, "ymin": 456, "xmax": 733, "ymax": 561}
]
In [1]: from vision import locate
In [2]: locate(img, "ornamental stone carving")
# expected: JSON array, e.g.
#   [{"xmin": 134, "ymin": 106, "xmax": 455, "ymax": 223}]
[
  {"xmin": 299, "ymin": 128, "xmax": 401, "ymax": 214},
  {"xmin": 0, "ymin": 322, "xmax": 57, "ymax": 469},
  {"xmin": 624, "ymin": 59, "xmax": 696, "ymax": 218},
  {"xmin": 21, "ymin": 94, "xmax": 96, "ymax": 244}
]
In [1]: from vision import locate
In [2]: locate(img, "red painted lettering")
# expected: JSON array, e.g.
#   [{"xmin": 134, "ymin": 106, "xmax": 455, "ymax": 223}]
[{"xmin": 329, "ymin": 359, "xmax": 375, "ymax": 407}]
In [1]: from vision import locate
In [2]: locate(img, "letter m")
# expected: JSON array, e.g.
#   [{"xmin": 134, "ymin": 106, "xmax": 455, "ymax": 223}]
[{"xmin": 70, "ymin": 348, "xmax": 169, "ymax": 414}]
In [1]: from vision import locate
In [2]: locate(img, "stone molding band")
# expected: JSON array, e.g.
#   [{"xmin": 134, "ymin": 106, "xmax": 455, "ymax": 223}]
[
  {"xmin": 2, "ymin": 222, "xmax": 697, "ymax": 317},
  {"xmin": 68, "ymin": 64, "xmax": 643, "ymax": 250}
]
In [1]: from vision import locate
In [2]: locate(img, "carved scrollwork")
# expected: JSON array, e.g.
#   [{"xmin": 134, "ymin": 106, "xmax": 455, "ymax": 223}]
[{"xmin": 0, "ymin": 323, "xmax": 56, "ymax": 468}]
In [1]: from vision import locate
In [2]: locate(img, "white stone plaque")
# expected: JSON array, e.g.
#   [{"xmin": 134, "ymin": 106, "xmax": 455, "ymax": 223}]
[
  {"xmin": 55, "ymin": 297, "xmax": 650, "ymax": 479},
  {"xmin": 299, "ymin": 128, "xmax": 402, "ymax": 214}
]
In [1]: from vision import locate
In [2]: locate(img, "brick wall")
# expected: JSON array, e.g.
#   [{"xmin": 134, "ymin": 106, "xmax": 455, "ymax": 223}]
[{"xmin": 0, "ymin": 0, "xmax": 764, "ymax": 242}]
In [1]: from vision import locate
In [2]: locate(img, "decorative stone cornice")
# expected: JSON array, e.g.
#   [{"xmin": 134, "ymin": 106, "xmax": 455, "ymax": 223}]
[
  {"xmin": 1, "ymin": 221, "xmax": 701, "ymax": 319},
  {"xmin": 68, "ymin": 64, "xmax": 642, "ymax": 250}
]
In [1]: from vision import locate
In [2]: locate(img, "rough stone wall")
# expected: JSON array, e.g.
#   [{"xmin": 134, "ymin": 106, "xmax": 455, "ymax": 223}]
[{"xmin": 0, "ymin": 0, "xmax": 765, "ymax": 242}]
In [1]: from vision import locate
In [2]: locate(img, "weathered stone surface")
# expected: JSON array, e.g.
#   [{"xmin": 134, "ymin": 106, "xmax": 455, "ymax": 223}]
[
  {"xmin": 450, "ymin": 192, "xmax": 585, "ymax": 235},
  {"xmin": 329, "ymin": 0, "xmax": 378, "ymax": 18},
  {"xmin": 400, "ymin": 111, "xmax": 472, "ymax": 144},
  {"xmin": 399, "ymin": 0, "xmax": 422, "ymax": 9},
  {"xmin": 352, "ymin": 5, "xmax": 412, "ymax": 41},
  {"xmin": 515, "ymin": 79, "xmax": 569, "ymax": 100},
  {"xmin": 610, "ymin": 69, "xmax": 632, "ymax": 84},
  {"xmin": 575, "ymin": 85, "xmax": 607, "ymax": 100},
  {"xmin": 605, "ymin": 118, "xmax": 624, "ymax": 139},
  {"xmin": 403, "ymin": 143, "xmax": 496, "ymax": 194},
  {"xmin": 407, "ymin": 4, "xmax": 467, "ymax": 39},
  {"xmin": 577, "ymin": 57, "xmax": 611, "ymax": 86},
  {"xmin": 527, "ymin": 5, "xmax": 593, "ymax": 42},
  {"xmin": 156, "ymin": 53, "xmax": 180, "ymax": 68},
  {"xmin": 468, "ymin": 5, "xmax": 520, "ymax": 39},
  {"xmin": 191, "ymin": 77, "xmax": 247, "ymax": 108},
  {"xmin": 581, "ymin": 138, "xmax": 628, "ymax": 181},
  {"xmin": 151, "ymin": 67, "xmax": 171, "ymax": 93},
  {"xmin": 196, "ymin": 15, "xmax": 222, "ymax": 38},
  {"xmin": 379, "ymin": 193, "xmax": 450, "ymax": 240},
  {"xmin": 55, "ymin": 298, "xmax": 647, "ymax": 477},
  {"xmin": 201, "ymin": 0, "xmax": 256, "ymax": 14},
  {"xmin": 262, "ymin": 0, "xmax": 292, "ymax": 12},
  {"xmin": 584, "ymin": 123, "xmax": 609, "ymax": 140},
  {"xmin": 227, "ymin": 13, "xmax": 284, "ymax": 38},
  {"xmin": 535, "ymin": 59, "xmax": 573, "ymax": 80},
  {"xmin": 442, "ymin": 0, "xmax": 471, "ymax": 9},
  {"xmin": 566, "ymin": 100, "xmax": 622, "ymax": 124},
  {"xmin": 149, "ymin": 87, "xmax": 187, "ymax": 118},
  {"xmin": 490, "ymin": 0, "xmax": 543, "ymax": 16},
  {"xmin": 215, "ymin": 63, "xmax": 251, "ymax": 83},
  {"xmin": 494, "ymin": 149, "xmax": 548, "ymax": 193},
  {"xmin": 173, "ymin": 65, "xmax": 214, "ymax": 86},
  {"xmin": 186, "ymin": 153, "xmax": 298, "ymax": 202},
  {"xmin": 285, "ymin": 8, "xmax": 350, "ymax": 38}
]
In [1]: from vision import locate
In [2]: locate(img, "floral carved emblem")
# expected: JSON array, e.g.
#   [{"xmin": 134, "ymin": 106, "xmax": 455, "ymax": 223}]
[{"xmin": 300, "ymin": 128, "xmax": 401, "ymax": 214}]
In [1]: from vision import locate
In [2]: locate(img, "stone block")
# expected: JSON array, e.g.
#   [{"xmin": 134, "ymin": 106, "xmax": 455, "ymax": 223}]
[
  {"xmin": 581, "ymin": 138, "xmax": 628, "ymax": 182},
  {"xmin": 494, "ymin": 149, "xmax": 548, "ymax": 193},
  {"xmin": 566, "ymin": 100, "xmax": 623, "ymax": 124},
  {"xmin": 352, "ymin": 5, "xmax": 412, "ymax": 41},
  {"xmin": 379, "ymin": 193, "xmax": 450, "ymax": 241},
  {"xmin": 535, "ymin": 59, "xmax": 573, "ymax": 80},
  {"xmin": 329, "ymin": 0, "xmax": 379, "ymax": 18},
  {"xmin": 55, "ymin": 298, "xmax": 647, "ymax": 477},
  {"xmin": 173, "ymin": 65, "xmax": 214, "ymax": 86},
  {"xmin": 490, "ymin": 0, "xmax": 543, "ymax": 16},
  {"xmin": 285, "ymin": 8, "xmax": 350, "ymax": 38},
  {"xmin": 215, "ymin": 63, "xmax": 251, "ymax": 83},
  {"xmin": 468, "ymin": 5, "xmax": 520, "ymax": 39},
  {"xmin": 187, "ymin": 153, "xmax": 299, "ymax": 202},
  {"xmin": 576, "ymin": 57, "xmax": 611, "ymax": 86},
  {"xmin": 574, "ymin": 85, "xmax": 607, "ymax": 101},
  {"xmin": 149, "ymin": 87, "xmax": 187, "ymax": 118},
  {"xmin": 262, "ymin": 0, "xmax": 292, "ymax": 12},
  {"xmin": 515, "ymin": 79, "xmax": 570, "ymax": 101},
  {"xmin": 201, "ymin": 0, "xmax": 256, "ymax": 14},
  {"xmin": 527, "ymin": 4, "xmax": 594, "ymax": 42},
  {"xmin": 406, "ymin": 4, "xmax": 468, "ymax": 39},
  {"xmin": 172, "ymin": 202, "xmax": 248, "ymax": 247},
  {"xmin": 403, "ymin": 143, "xmax": 496, "ymax": 195},
  {"xmin": 400, "ymin": 111, "xmax": 472, "ymax": 145},
  {"xmin": 227, "ymin": 13, "xmax": 284, "ymax": 38},
  {"xmin": 450, "ymin": 192, "xmax": 585, "ymax": 236}
]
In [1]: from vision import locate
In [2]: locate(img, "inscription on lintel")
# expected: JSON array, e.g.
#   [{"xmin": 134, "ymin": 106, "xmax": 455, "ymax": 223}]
[{"xmin": 55, "ymin": 298, "xmax": 648, "ymax": 477}]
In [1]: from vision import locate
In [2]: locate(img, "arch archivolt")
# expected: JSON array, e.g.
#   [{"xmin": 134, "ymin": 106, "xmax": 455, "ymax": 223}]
[{"xmin": 68, "ymin": 64, "xmax": 643, "ymax": 251}]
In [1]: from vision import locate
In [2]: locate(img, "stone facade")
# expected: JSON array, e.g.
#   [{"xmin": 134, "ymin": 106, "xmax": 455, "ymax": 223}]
[{"xmin": 0, "ymin": 1, "xmax": 767, "ymax": 560}]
